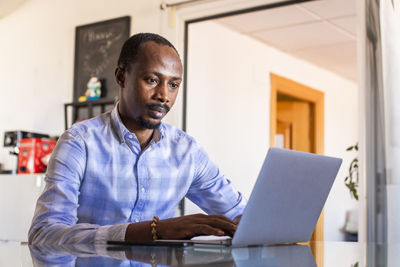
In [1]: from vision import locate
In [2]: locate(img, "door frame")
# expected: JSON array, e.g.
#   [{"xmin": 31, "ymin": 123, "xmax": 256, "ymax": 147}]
[{"xmin": 270, "ymin": 73, "xmax": 325, "ymax": 156}]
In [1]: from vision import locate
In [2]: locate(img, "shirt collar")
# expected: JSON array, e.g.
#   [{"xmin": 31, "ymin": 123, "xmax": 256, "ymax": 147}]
[{"xmin": 111, "ymin": 104, "xmax": 164, "ymax": 144}]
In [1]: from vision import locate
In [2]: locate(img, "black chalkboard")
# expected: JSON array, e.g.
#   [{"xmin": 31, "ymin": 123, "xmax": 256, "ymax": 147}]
[{"xmin": 73, "ymin": 16, "xmax": 130, "ymax": 102}]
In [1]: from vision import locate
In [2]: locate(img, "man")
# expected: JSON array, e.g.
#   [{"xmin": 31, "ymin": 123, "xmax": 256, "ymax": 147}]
[{"xmin": 29, "ymin": 33, "xmax": 246, "ymax": 244}]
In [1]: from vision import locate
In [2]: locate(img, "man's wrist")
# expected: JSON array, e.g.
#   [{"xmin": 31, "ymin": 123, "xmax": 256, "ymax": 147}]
[{"xmin": 125, "ymin": 221, "xmax": 153, "ymax": 241}]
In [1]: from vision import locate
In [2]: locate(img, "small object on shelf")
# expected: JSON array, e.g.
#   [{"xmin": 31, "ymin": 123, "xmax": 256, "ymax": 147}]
[
  {"xmin": 3, "ymin": 131, "xmax": 51, "ymax": 174},
  {"xmin": 79, "ymin": 77, "xmax": 102, "ymax": 102},
  {"xmin": 17, "ymin": 138, "xmax": 57, "ymax": 174}
]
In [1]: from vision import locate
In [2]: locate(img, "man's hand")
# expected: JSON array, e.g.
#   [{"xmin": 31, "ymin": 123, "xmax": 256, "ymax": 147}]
[
  {"xmin": 157, "ymin": 214, "xmax": 237, "ymax": 240},
  {"xmin": 125, "ymin": 214, "xmax": 238, "ymax": 241}
]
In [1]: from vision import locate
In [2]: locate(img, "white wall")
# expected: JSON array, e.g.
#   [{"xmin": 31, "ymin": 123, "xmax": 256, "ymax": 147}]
[
  {"xmin": 0, "ymin": 0, "xmax": 165, "ymax": 170},
  {"xmin": 186, "ymin": 21, "xmax": 359, "ymax": 241}
]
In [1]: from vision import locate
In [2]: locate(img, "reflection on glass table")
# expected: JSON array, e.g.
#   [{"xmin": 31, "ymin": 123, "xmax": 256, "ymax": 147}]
[
  {"xmin": 9, "ymin": 241, "xmax": 399, "ymax": 266},
  {"xmin": 29, "ymin": 243, "xmax": 316, "ymax": 267}
]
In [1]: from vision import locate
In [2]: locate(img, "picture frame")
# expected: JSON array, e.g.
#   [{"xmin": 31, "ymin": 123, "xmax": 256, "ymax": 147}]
[{"xmin": 73, "ymin": 16, "xmax": 130, "ymax": 102}]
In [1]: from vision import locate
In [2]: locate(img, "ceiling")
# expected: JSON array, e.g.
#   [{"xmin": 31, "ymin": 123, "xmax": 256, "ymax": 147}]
[
  {"xmin": 0, "ymin": 0, "xmax": 28, "ymax": 19},
  {"xmin": 214, "ymin": 0, "xmax": 357, "ymax": 81}
]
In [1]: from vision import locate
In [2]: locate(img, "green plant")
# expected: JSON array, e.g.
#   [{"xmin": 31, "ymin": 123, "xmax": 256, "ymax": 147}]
[{"xmin": 345, "ymin": 143, "xmax": 359, "ymax": 200}]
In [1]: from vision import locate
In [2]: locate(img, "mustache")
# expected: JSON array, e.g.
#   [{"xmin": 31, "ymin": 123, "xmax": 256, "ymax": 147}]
[{"xmin": 147, "ymin": 103, "xmax": 170, "ymax": 113}]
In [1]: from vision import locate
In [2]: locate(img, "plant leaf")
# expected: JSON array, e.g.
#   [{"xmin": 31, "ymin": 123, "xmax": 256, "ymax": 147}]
[{"xmin": 345, "ymin": 143, "xmax": 359, "ymax": 200}]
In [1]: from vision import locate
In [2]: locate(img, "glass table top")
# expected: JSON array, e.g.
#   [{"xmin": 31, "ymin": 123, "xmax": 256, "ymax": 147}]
[{"xmin": 0, "ymin": 240, "xmax": 398, "ymax": 266}]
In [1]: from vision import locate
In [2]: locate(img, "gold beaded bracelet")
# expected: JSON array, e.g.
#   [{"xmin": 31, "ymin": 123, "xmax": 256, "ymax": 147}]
[{"xmin": 151, "ymin": 216, "xmax": 159, "ymax": 241}]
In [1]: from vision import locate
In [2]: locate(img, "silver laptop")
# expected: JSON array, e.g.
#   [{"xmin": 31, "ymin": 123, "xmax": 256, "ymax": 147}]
[
  {"xmin": 230, "ymin": 147, "xmax": 342, "ymax": 246},
  {"xmin": 111, "ymin": 148, "xmax": 342, "ymax": 247}
]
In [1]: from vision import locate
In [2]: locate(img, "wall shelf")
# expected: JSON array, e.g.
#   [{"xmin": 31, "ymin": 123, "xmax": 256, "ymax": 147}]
[{"xmin": 64, "ymin": 99, "xmax": 116, "ymax": 130}]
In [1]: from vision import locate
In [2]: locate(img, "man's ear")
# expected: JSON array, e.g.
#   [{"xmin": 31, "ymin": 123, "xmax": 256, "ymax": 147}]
[{"xmin": 115, "ymin": 67, "xmax": 125, "ymax": 88}]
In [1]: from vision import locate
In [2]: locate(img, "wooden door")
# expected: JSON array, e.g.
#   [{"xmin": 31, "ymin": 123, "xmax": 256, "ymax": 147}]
[{"xmin": 276, "ymin": 101, "xmax": 312, "ymax": 152}]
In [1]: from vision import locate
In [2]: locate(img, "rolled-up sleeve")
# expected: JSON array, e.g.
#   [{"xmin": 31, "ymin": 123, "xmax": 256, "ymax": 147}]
[
  {"xmin": 28, "ymin": 130, "xmax": 128, "ymax": 244},
  {"xmin": 185, "ymin": 145, "xmax": 247, "ymax": 220}
]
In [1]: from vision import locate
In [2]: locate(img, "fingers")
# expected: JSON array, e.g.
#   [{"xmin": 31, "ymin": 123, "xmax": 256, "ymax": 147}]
[
  {"xmin": 233, "ymin": 215, "xmax": 242, "ymax": 224},
  {"xmin": 206, "ymin": 215, "xmax": 237, "ymax": 236},
  {"xmin": 189, "ymin": 214, "xmax": 235, "ymax": 225},
  {"xmin": 187, "ymin": 214, "xmax": 237, "ymax": 237},
  {"xmin": 191, "ymin": 224, "xmax": 226, "ymax": 237}
]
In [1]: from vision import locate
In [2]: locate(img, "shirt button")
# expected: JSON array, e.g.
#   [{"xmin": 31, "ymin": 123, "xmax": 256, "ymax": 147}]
[
  {"xmin": 128, "ymin": 134, "xmax": 134, "ymax": 139},
  {"xmin": 141, "ymin": 187, "xmax": 145, "ymax": 193},
  {"xmin": 134, "ymin": 219, "xmax": 139, "ymax": 223}
]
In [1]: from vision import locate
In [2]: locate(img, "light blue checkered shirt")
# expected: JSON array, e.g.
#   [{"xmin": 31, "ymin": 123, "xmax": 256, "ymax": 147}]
[{"xmin": 29, "ymin": 105, "xmax": 246, "ymax": 244}]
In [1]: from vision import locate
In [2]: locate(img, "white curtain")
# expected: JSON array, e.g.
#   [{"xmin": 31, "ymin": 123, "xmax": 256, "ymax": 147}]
[
  {"xmin": 380, "ymin": 0, "xmax": 400, "ymax": 243},
  {"xmin": 365, "ymin": 0, "xmax": 400, "ymax": 245},
  {"xmin": 365, "ymin": 1, "xmax": 400, "ymax": 265}
]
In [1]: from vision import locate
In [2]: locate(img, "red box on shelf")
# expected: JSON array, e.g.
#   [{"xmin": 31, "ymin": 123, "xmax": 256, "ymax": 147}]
[{"xmin": 17, "ymin": 138, "xmax": 57, "ymax": 174}]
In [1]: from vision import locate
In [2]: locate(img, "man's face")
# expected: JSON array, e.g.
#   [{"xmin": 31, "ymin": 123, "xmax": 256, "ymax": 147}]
[{"xmin": 117, "ymin": 41, "xmax": 182, "ymax": 129}]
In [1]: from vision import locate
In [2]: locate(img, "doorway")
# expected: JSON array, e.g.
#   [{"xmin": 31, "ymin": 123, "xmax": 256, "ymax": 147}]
[{"xmin": 270, "ymin": 73, "xmax": 324, "ymax": 155}]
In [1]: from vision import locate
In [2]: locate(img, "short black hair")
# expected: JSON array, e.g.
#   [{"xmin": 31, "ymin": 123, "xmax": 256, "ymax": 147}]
[{"xmin": 117, "ymin": 32, "xmax": 179, "ymax": 70}]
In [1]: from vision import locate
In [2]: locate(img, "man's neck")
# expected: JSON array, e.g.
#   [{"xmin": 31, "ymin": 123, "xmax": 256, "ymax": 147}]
[
  {"xmin": 135, "ymin": 128, "xmax": 154, "ymax": 150},
  {"xmin": 118, "ymin": 111, "xmax": 155, "ymax": 150},
  {"xmin": 125, "ymin": 122, "xmax": 154, "ymax": 150}
]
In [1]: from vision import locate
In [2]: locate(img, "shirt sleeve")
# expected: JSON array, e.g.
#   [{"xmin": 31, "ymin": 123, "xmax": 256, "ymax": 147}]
[
  {"xmin": 185, "ymin": 144, "xmax": 247, "ymax": 220},
  {"xmin": 28, "ymin": 130, "xmax": 129, "ymax": 245}
]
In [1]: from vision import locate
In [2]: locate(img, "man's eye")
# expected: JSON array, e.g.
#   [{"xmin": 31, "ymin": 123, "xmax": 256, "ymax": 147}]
[
  {"xmin": 170, "ymin": 82, "xmax": 180, "ymax": 89},
  {"xmin": 147, "ymin": 78, "xmax": 158, "ymax": 84}
]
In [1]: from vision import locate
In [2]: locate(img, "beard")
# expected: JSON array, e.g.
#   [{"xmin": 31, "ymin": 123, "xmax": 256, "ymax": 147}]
[{"xmin": 136, "ymin": 116, "xmax": 161, "ymax": 129}]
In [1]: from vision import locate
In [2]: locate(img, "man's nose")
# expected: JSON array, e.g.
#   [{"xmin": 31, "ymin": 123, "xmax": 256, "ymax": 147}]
[{"xmin": 153, "ymin": 82, "xmax": 169, "ymax": 103}]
